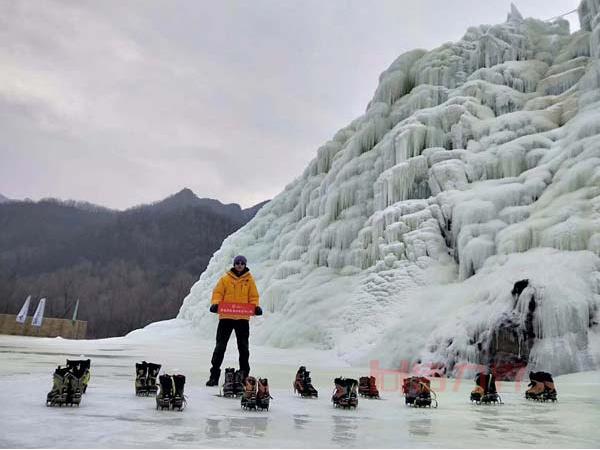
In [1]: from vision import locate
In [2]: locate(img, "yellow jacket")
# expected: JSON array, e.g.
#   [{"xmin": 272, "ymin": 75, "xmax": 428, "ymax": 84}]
[{"xmin": 211, "ymin": 269, "xmax": 259, "ymax": 320}]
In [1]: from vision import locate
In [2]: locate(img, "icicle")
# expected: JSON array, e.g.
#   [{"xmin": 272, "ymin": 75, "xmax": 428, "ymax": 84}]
[
  {"xmin": 578, "ymin": 0, "xmax": 600, "ymax": 32},
  {"xmin": 537, "ymin": 67, "xmax": 587, "ymax": 96},
  {"xmin": 592, "ymin": 19, "xmax": 600, "ymax": 58}
]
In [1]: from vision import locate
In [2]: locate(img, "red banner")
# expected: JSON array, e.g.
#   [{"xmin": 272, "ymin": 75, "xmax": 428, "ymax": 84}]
[{"xmin": 218, "ymin": 303, "xmax": 255, "ymax": 316}]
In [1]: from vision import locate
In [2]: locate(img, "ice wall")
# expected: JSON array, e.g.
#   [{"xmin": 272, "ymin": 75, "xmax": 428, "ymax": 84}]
[{"xmin": 179, "ymin": 1, "xmax": 600, "ymax": 377}]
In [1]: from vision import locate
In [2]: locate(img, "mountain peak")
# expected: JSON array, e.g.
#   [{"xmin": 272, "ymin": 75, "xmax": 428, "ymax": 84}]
[
  {"xmin": 151, "ymin": 189, "xmax": 247, "ymax": 217},
  {"xmin": 172, "ymin": 188, "xmax": 198, "ymax": 201},
  {"xmin": 155, "ymin": 188, "xmax": 200, "ymax": 209}
]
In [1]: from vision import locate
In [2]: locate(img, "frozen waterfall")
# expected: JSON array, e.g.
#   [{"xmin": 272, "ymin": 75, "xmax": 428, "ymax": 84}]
[{"xmin": 179, "ymin": 1, "xmax": 600, "ymax": 378}]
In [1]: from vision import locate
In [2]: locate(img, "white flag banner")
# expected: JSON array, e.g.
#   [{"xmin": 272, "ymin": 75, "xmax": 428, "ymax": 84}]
[
  {"xmin": 71, "ymin": 299, "xmax": 80, "ymax": 323},
  {"xmin": 16, "ymin": 295, "xmax": 31, "ymax": 324},
  {"xmin": 31, "ymin": 298, "xmax": 46, "ymax": 327}
]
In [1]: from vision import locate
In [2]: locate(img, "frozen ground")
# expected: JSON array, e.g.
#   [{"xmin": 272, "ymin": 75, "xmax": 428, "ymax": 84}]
[{"xmin": 1, "ymin": 319, "xmax": 599, "ymax": 448}]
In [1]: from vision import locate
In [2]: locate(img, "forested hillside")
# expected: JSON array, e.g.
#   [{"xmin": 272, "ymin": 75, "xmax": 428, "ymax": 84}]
[{"xmin": 0, "ymin": 189, "xmax": 267, "ymax": 337}]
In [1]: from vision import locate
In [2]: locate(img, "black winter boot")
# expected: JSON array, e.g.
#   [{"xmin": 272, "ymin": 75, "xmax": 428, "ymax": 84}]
[
  {"xmin": 222, "ymin": 368, "xmax": 236, "ymax": 397},
  {"xmin": 234, "ymin": 369, "xmax": 246, "ymax": 397},
  {"xmin": 206, "ymin": 368, "xmax": 220, "ymax": 387},
  {"xmin": 135, "ymin": 362, "xmax": 148, "ymax": 396},
  {"xmin": 156, "ymin": 374, "xmax": 173, "ymax": 410},
  {"xmin": 172, "ymin": 374, "xmax": 186, "ymax": 411},
  {"xmin": 66, "ymin": 359, "xmax": 91, "ymax": 393},
  {"xmin": 147, "ymin": 363, "xmax": 161, "ymax": 395},
  {"xmin": 46, "ymin": 366, "xmax": 70, "ymax": 406}
]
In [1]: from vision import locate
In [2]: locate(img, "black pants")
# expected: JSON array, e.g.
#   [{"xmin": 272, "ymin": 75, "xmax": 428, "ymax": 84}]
[{"xmin": 210, "ymin": 319, "xmax": 250, "ymax": 375}]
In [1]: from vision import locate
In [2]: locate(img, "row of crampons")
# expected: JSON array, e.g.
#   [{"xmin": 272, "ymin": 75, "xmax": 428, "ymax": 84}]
[
  {"xmin": 46, "ymin": 359, "xmax": 91, "ymax": 407},
  {"xmin": 294, "ymin": 370, "xmax": 556, "ymax": 409}
]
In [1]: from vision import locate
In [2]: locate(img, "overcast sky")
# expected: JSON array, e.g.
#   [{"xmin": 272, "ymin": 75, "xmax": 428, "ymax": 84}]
[{"xmin": 0, "ymin": 0, "xmax": 580, "ymax": 209}]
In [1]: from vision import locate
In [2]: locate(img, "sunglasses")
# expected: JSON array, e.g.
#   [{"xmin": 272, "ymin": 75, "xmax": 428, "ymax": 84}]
[{"xmin": 234, "ymin": 262, "xmax": 246, "ymax": 266}]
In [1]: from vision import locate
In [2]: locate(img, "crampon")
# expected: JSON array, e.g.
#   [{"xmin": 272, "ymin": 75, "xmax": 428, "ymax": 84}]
[
  {"xmin": 525, "ymin": 371, "xmax": 557, "ymax": 402},
  {"xmin": 331, "ymin": 377, "xmax": 358, "ymax": 409},
  {"xmin": 358, "ymin": 376, "xmax": 380, "ymax": 399},
  {"xmin": 470, "ymin": 372, "xmax": 503, "ymax": 405},
  {"xmin": 402, "ymin": 376, "xmax": 438, "ymax": 408}
]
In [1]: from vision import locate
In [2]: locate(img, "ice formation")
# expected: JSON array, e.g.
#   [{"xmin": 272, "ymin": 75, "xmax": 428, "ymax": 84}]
[{"xmin": 179, "ymin": 1, "xmax": 600, "ymax": 378}]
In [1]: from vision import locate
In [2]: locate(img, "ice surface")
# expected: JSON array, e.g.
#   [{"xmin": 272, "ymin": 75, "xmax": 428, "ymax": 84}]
[
  {"xmin": 179, "ymin": 1, "xmax": 600, "ymax": 378},
  {"xmin": 1, "ymin": 330, "xmax": 599, "ymax": 448}
]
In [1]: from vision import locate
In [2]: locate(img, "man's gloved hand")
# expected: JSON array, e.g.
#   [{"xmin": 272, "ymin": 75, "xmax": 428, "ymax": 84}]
[
  {"xmin": 254, "ymin": 306, "xmax": 263, "ymax": 316},
  {"xmin": 209, "ymin": 304, "xmax": 219, "ymax": 313}
]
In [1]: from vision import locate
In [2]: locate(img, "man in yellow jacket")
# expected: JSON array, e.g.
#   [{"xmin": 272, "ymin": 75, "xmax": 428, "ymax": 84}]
[{"xmin": 205, "ymin": 255, "xmax": 261, "ymax": 386}]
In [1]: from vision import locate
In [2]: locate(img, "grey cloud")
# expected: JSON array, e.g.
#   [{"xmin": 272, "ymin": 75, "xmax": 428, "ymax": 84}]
[{"xmin": 0, "ymin": 0, "xmax": 581, "ymax": 209}]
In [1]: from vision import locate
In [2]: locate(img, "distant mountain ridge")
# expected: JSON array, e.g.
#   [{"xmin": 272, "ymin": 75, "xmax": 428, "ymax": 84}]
[
  {"xmin": 143, "ymin": 188, "xmax": 267, "ymax": 219},
  {"xmin": 0, "ymin": 188, "xmax": 269, "ymax": 337},
  {"xmin": 6, "ymin": 188, "xmax": 264, "ymax": 215},
  {"xmin": 0, "ymin": 188, "xmax": 268, "ymax": 277}
]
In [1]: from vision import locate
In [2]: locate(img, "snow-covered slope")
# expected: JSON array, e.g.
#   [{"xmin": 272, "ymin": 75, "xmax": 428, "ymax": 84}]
[{"xmin": 179, "ymin": 1, "xmax": 600, "ymax": 378}]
